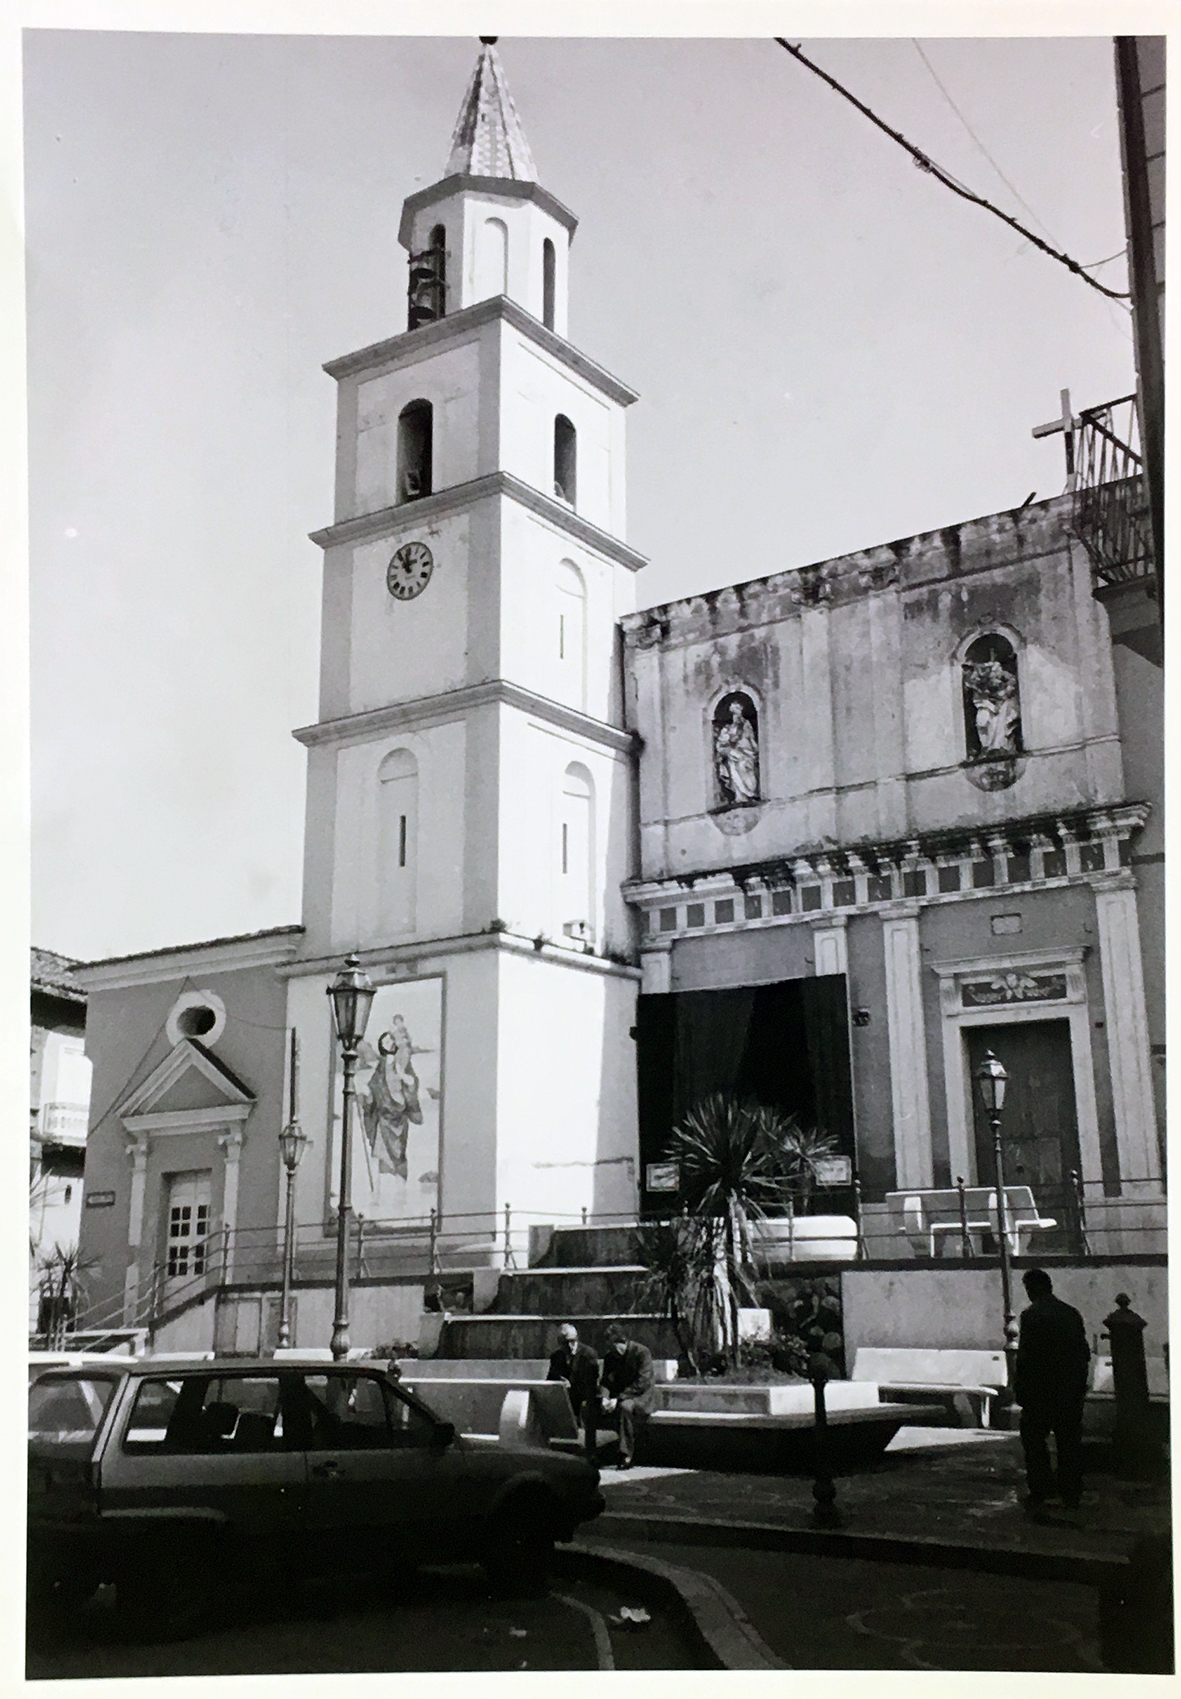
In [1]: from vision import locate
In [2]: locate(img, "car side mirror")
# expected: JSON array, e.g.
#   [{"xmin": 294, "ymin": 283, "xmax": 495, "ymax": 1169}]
[{"xmin": 431, "ymin": 1420, "xmax": 456, "ymax": 1450}]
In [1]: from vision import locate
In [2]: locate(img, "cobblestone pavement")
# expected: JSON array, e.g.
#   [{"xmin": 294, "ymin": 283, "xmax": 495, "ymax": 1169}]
[{"xmin": 599, "ymin": 1430, "xmax": 1170, "ymax": 1563}]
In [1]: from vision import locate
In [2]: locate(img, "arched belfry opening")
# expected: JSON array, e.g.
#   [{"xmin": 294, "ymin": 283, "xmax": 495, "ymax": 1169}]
[
  {"xmin": 397, "ymin": 400, "xmax": 433, "ymax": 502},
  {"xmin": 542, "ymin": 239, "xmax": 556, "ymax": 330},
  {"xmin": 554, "ymin": 415, "xmax": 577, "ymax": 507},
  {"xmin": 407, "ymin": 224, "xmax": 446, "ymax": 330}
]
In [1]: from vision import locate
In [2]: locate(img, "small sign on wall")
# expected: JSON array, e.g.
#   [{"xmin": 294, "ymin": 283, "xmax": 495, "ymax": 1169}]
[
  {"xmin": 811, "ymin": 1156, "xmax": 853, "ymax": 1188},
  {"xmin": 85, "ymin": 1191, "xmax": 116, "ymax": 1208},
  {"xmin": 646, "ymin": 1162, "xmax": 680, "ymax": 1193}
]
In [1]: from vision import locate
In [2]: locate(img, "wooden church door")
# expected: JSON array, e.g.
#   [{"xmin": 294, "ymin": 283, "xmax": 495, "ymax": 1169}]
[{"xmin": 966, "ymin": 1020, "xmax": 1082, "ymax": 1253}]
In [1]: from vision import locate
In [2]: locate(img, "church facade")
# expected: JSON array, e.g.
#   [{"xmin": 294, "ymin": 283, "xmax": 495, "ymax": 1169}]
[{"xmin": 72, "ymin": 43, "xmax": 1163, "ymax": 1344}]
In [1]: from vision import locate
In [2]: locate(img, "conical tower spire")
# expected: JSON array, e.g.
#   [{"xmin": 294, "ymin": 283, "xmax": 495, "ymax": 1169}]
[{"xmin": 444, "ymin": 38, "xmax": 537, "ymax": 181}]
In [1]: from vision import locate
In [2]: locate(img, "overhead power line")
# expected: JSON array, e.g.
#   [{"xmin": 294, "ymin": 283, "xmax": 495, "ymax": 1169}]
[
  {"xmin": 910, "ymin": 39, "xmax": 1060, "ymax": 247},
  {"xmin": 774, "ymin": 38, "xmax": 1131, "ymax": 305}
]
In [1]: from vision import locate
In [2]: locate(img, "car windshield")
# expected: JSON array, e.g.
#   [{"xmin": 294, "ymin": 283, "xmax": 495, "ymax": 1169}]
[{"xmin": 29, "ymin": 1375, "xmax": 118, "ymax": 1457}]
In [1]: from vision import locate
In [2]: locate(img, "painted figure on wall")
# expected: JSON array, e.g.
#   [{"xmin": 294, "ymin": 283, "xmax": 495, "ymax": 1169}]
[
  {"xmin": 713, "ymin": 694, "xmax": 760, "ymax": 806},
  {"xmin": 360, "ymin": 1016, "xmax": 422, "ymax": 1181},
  {"xmin": 330, "ymin": 978, "xmax": 442, "ymax": 1225},
  {"xmin": 963, "ymin": 634, "xmax": 1022, "ymax": 758}
]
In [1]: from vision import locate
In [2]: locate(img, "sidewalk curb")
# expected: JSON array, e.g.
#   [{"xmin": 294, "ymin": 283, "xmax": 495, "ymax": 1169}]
[
  {"xmin": 591, "ymin": 1511, "xmax": 1133, "ymax": 1587},
  {"xmin": 554, "ymin": 1542, "xmax": 790, "ymax": 1670}
]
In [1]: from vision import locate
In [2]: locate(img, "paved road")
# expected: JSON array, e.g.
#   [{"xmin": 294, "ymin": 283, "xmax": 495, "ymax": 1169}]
[
  {"xmin": 583, "ymin": 1536, "xmax": 1105, "ymax": 1672},
  {"xmin": 27, "ymin": 1564, "xmax": 701, "ymax": 1678}
]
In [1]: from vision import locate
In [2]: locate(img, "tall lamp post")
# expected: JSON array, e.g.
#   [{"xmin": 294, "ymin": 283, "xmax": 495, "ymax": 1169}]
[
  {"xmin": 974, "ymin": 1050, "xmax": 1017, "ymax": 1405},
  {"xmin": 276, "ymin": 1028, "xmax": 307, "ymax": 1351},
  {"xmin": 327, "ymin": 954, "xmax": 376, "ymax": 1361}
]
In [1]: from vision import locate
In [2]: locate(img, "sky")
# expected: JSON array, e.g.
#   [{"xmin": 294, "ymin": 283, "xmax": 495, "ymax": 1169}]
[{"xmin": 23, "ymin": 26, "xmax": 1141, "ymax": 963}]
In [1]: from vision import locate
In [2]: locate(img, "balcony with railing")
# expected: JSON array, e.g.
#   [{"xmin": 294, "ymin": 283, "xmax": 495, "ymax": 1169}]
[{"xmin": 1070, "ymin": 393, "xmax": 1156, "ymax": 596}]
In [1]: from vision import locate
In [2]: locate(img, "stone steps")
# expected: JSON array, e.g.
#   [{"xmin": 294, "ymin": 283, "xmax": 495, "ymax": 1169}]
[
  {"xmin": 492, "ymin": 1266, "xmax": 650, "ymax": 1316},
  {"xmin": 437, "ymin": 1312, "xmax": 682, "ymax": 1360}
]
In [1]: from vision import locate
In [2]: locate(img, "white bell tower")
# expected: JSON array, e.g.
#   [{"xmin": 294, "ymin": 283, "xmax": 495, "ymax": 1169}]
[{"xmin": 290, "ymin": 40, "xmax": 643, "ymax": 1232}]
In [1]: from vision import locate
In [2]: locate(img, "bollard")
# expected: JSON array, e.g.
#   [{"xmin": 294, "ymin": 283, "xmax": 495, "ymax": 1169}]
[
  {"xmin": 956, "ymin": 1175, "xmax": 974, "ymax": 1259},
  {"xmin": 809, "ymin": 1352, "xmax": 842, "ymax": 1528},
  {"xmin": 1103, "ymin": 1293, "xmax": 1159, "ymax": 1476}
]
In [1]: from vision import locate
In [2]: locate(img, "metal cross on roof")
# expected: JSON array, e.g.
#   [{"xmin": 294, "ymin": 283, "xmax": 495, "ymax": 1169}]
[{"xmin": 1031, "ymin": 388, "xmax": 1081, "ymax": 493}]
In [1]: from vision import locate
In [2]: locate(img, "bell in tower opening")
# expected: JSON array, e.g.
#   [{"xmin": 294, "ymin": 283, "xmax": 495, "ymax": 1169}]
[{"xmin": 407, "ymin": 223, "xmax": 446, "ymax": 329}]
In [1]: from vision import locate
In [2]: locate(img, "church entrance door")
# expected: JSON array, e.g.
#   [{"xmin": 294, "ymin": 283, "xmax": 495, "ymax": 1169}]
[{"xmin": 966, "ymin": 1020, "xmax": 1083, "ymax": 1254}]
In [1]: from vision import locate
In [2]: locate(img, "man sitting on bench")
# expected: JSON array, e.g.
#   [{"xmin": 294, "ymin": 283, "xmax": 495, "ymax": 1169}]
[{"xmin": 597, "ymin": 1324, "xmax": 658, "ymax": 1470}]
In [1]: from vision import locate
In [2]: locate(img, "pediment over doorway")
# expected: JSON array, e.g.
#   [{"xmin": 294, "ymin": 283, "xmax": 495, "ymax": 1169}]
[{"xmin": 118, "ymin": 1038, "xmax": 255, "ymax": 1135}]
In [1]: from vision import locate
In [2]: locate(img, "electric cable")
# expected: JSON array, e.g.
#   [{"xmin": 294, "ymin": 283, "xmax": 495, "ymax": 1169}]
[{"xmin": 775, "ymin": 38, "xmax": 1131, "ymax": 304}]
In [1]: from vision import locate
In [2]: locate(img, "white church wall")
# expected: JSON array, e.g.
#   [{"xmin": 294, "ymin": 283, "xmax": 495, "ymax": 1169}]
[
  {"xmin": 342, "ymin": 335, "xmax": 482, "ymax": 520},
  {"xmin": 492, "ymin": 949, "xmax": 639, "ymax": 1223},
  {"xmin": 328, "ymin": 719, "xmax": 466, "ymax": 951},
  {"xmin": 340, "ymin": 513, "xmax": 472, "ymax": 714},
  {"xmin": 499, "ymin": 326, "xmax": 619, "ymax": 534}
]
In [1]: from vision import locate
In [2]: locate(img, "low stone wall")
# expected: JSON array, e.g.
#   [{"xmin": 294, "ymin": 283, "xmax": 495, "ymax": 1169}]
[{"xmin": 841, "ymin": 1260, "xmax": 1168, "ymax": 1361}]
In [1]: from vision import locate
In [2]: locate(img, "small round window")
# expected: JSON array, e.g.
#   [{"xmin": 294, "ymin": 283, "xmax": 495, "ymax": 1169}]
[{"xmin": 166, "ymin": 990, "xmax": 227, "ymax": 1048}]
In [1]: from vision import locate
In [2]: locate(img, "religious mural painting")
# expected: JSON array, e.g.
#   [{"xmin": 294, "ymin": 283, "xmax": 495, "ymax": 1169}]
[
  {"xmin": 326, "ymin": 976, "xmax": 443, "ymax": 1228},
  {"xmin": 712, "ymin": 691, "xmax": 760, "ymax": 809}
]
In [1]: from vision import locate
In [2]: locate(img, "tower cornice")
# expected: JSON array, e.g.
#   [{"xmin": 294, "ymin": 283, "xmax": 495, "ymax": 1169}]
[
  {"xmin": 322, "ymin": 293, "xmax": 634, "ymax": 406},
  {"xmin": 292, "ymin": 677, "xmax": 639, "ymax": 756},
  {"xmin": 309, "ymin": 468, "xmax": 648, "ymax": 573},
  {"xmin": 398, "ymin": 174, "xmax": 578, "ymax": 248}
]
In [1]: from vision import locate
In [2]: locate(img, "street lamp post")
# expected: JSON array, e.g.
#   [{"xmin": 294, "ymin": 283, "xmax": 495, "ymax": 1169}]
[
  {"xmin": 276, "ymin": 1028, "xmax": 307, "ymax": 1352},
  {"xmin": 974, "ymin": 1050, "xmax": 1017, "ymax": 1407},
  {"xmin": 327, "ymin": 954, "xmax": 376, "ymax": 1362}
]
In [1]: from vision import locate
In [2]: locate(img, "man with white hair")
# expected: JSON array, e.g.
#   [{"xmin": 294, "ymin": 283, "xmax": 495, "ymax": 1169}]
[{"xmin": 546, "ymin": 1322, "xmax": 601, "ymax": 1461}]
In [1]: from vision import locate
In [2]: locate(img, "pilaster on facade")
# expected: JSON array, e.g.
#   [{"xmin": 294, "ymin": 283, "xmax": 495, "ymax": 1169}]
[
  {"xmin": 1091, "ymin": 872, "xmax": 1161, "ymax": 1192},
  {"xmin": 880, "ymin": 905, "xmax": 934, "ymax": 1190},
  {"xmin": 218, "ymin": 1127, "xmax": 245, "ymax": 1280},
  {"xmin": 811, "ymin": 915, "xmax": 848, "ymax": 979}
]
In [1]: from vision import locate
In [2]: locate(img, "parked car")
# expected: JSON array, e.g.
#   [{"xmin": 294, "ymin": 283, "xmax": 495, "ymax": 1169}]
[{"xmin": 29, "ymin": 1356, "xmax": 604, "ymax": 1639}]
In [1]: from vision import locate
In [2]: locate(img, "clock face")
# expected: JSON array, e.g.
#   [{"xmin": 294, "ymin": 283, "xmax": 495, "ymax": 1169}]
[{"xmin": 386, "ymin": 541, "xmax": 434, "ymax": 601}]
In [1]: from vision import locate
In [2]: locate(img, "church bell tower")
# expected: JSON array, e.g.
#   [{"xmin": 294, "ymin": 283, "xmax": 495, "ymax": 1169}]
[{"xmin": 290, "ymin": 40, "xmax": 644, "ymax": 1234}]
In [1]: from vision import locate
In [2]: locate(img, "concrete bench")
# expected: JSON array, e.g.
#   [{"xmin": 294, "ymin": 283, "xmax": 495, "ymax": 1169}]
[
  {"xmin": 885, "ymin": 1186, "xmax": 1056, "ymax": 1259},
  {"xmin": 401, "ymin": 1376, "xmax": 578, "ymax": 1447},
  {"xmin": 1091, "ymin": 1356, "xmax": 1170, "ymax": 1399},
  {"xmin": 637, "ymin": 1400, "xmax": 947, "ymax": 1471},
  {"xmin": 852, "ymin": 1347, "xmax": 1008, "ymax": 1427}
]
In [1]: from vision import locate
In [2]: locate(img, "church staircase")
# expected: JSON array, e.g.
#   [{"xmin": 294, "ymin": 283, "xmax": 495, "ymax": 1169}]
[{"xmin": 431, "ymin": 1221, "xmax": 682, "ymax": 1361}]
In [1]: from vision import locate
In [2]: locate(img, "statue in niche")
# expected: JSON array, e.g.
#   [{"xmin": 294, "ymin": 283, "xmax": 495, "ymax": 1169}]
[
  {"xmin": 713, "ymin": 694, "xmax": 760, "ymax": 806},
  {"xmin": 962, "ymin": 634, "xmax": 1022, "ymax": 759}
]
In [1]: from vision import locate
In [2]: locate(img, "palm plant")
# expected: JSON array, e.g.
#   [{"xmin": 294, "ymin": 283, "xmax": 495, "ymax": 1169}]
[
  {"xmin": 647, "ymin": 1097, "xmax": 841, "ymax": 1369},
  {"xmin": 36, "ymin": 1243, "xmax": 98, "ymax": 1346}
]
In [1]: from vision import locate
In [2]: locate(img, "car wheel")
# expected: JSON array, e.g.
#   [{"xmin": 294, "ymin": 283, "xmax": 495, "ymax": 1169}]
[
  {"xmin": 482, "ymin": 1496, "xmax": 557, "ymax": 1597},
  {"xmin": 116, "ymin": 1549, "xmax": 216, "ymax": 1643}
]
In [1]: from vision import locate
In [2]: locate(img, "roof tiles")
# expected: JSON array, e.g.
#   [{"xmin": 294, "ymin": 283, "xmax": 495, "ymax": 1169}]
[{"xmin": 444, "ymin": 40, "xmax": 538, "ymax": 182}]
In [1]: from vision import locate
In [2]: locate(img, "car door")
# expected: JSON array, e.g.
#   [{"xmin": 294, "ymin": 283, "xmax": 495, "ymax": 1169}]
[
  {"xmin": 292, "ymin": 1370, "xmax": 478, "ymax": 1570},
  {"xmin": 100, "ymin": 1370, "xmax": 304, "ymax": 1579}
]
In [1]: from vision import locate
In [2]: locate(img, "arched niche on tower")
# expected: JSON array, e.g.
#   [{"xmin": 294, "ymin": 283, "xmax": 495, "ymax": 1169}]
[
  {"xmin": 557, "ymin": 761, "xmax": 595, "ymax": 947},
  {"xmin": 477, "ymin": 217, "xmax": 509, "ymax": 300},
  {"xmin": 377, "ymin": 746, "xmax": 419, "ymax": 936},
  {"xmin": 553, "ymin": 559, "xmax": 587, "ymax": 709},
  {"xmin": 396, "ymin": 400, "xmax": 433, "ymax": 503},
  {"xmin": 542, "ymin": 238, "xmax": 556, "ymax": 330}
]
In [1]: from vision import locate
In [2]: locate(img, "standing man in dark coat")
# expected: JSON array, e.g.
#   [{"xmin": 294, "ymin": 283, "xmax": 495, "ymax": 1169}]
[
  {"xmin": 547, "ymin": 1323, "xmax": 600, "ymax": 1461},
  {"xmin": 1014, "ymin": 1267, "xmax": 1091, "ymax": 1511},
  {"xmin": 598, "ymin": 1323, "xmax": 658, "ymax": 1469}
]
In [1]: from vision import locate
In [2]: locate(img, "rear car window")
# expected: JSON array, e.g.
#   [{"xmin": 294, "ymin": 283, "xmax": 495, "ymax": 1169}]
[
  {"xmin": 29, "ymin": 1375, "xmax": 118, "ymax": 1456},
  {"xmin": 124, "ymin": 1374, "xmax": 286, "ymax": 1454}
]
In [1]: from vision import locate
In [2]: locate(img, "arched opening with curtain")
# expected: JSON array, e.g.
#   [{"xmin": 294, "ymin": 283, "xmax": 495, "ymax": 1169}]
[
  {"xmin": 542, "ymin": 238, "xmax": 556, "ymax": 329},
  {"xmin": 557, "ymin": 762, "xmax": 594, "ymax": 946},
  {"xmin": 397, "ymin": 401, "xmax": 433, "ymax": 502},
  {"xmin": 377, "ymin": 748, "xmax": 418, "ymax": 935},
  {"xmin": 554, "ymin": 415, "xmax": 577, "ymax": 507}
]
